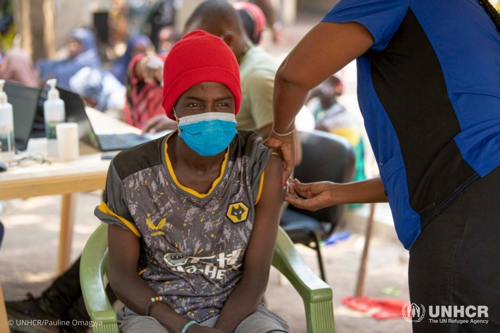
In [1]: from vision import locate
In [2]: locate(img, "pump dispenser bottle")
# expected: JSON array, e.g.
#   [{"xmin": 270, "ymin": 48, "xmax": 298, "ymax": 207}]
[
  {"xmin": 0, "ymin": 79, "xmax": 15, "ymax": 162},
  {"xmin": 44, "ymin": 79, "xmax": 65, "ymax": 158}
]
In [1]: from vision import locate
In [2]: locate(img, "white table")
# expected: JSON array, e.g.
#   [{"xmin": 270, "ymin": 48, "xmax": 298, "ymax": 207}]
[{"xmin": 0, "ymin": 108, "xmax": 143, "ymax": 274}]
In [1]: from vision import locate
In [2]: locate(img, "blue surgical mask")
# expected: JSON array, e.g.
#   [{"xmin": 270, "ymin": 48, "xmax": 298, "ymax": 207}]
[{"xmin": 177, "ymin": 112, "xmax": 237, "ymax": 156}]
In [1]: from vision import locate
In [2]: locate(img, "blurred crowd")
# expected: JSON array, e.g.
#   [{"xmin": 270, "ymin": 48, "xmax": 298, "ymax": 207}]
[
  {"xmin": 0, "ymin": 0, "xmax": 288, "ymax": 131},
  {"xmin": 0, "ymin": 0, "xmax": 181, "ymax": 127}
]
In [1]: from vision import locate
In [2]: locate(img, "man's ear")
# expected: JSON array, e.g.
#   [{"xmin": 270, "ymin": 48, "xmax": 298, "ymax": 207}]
[{"xmin": 220, "ymin": 32, "xmax": 235, "ymax": 50}]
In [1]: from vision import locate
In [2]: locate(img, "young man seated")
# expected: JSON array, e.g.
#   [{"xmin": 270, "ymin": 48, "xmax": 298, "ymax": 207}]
[{"xmin": 94, "ymin": 30, "xmax": 289, "ymax": 333}]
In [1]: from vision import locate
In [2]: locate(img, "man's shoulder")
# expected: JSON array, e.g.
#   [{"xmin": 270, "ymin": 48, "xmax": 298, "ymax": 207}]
[
  {"xmin": 234, "ymin": 130, "xmax": 262, "ymax": 148},
  {"xmin": 233, "ymin": 131, "xmax": 270, "ymax": 158},
  {"xmin": 112, "ymin": 137, "xmax": 164, "ymax": 180},
  {"xmin": 240, "ymin": 49, "xmax": 276, "ymax": 92},
  {"xmin": 240, "ymin": 47, "xmax": 278, "ymax": 78},
  {"xmin": 242, "ymin": 67, "xmax": 275, "ymax": 85}
]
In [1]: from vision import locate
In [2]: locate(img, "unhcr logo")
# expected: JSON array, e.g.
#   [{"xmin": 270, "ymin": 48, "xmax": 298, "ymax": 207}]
[
  {"xmin": 428, "ymin": 306, "xmax": 489, "ymax": 325},
  {"xmin": 401, "ymin": 304, "xmax": 489, "ymax": 325},
  {"xmin": 402, "ymin": 303, "xmax": 426, "ymax": 323},
  {"xmin": 429, "ymin": 305, "xmax": 488, "ymax": 318}
]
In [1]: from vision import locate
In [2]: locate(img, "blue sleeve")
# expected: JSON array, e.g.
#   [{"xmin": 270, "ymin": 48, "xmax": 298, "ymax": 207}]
[{"xmin": 322, "ymin": 0, "xmax": 410, "ymax": 51}]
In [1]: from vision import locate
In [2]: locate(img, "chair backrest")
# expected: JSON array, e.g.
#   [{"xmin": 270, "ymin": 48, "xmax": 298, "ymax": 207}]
[{"xmin": 291, "ymin": 131, "xmax": 356, "ymax": 234}]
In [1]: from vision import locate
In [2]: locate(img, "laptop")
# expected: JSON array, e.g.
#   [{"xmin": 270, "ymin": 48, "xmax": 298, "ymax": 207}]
[
  {"xmin": 57, "ymin": 87, "xmax": 151, "ymax": 151},
  {"xmin": 4, "ymin": 82, "xmax": 41, "ymax": 151}
]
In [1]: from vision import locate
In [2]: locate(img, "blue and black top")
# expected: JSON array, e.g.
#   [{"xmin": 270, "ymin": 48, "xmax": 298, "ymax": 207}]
[{"xmin": 323, "ymin": 0, "xmax": 500, "ymax": 249}]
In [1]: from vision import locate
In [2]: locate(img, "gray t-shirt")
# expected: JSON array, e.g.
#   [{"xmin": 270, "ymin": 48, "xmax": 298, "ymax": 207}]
[{"xmin": 95, "ymin": 131, "xmax": 272, "ymax": 322}]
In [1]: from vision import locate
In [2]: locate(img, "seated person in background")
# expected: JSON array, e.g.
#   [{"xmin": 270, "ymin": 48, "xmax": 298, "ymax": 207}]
[
  {"xmin": 0, "ymin": 47, "xmax": 38, "ymax": 87},
  {"xmin": 123, "ymin": 52, "xmax": 177, "ymax": 129},
  {"xmin": 111, "ymin": 34, "xmax": 153, "ymax": 85},
  {"xmin": 70, "ymin": 67, "xmax": 126, "ymax": 113},
  {"xmin": 308, "ymin": 73, "xmax": 366, "ymax": 182},
  {"xmin": 96, "ymin": 30, "xmax": 288, "ymax": 333},
  {"xmin": 36, "ymin": 28, "xmax": 101, "ymax": 89},
  {"xmin": 233, "ymin": 2, "xmax": 266, "ymax": 45}
]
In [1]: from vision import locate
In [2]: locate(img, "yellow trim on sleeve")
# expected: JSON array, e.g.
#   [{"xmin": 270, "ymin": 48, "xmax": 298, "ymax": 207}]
[
  {"xmin": 138, "ymin": 268, "xmax": 146, "ymax": 276},
  {"xmin": 164, "ymin": 133, "xmax": 229, "ymax": 198},
  {"xmin": 98, "ymin": 202, "xmax": 141, "ymax": 237},
  {"xmin": 254, "ymin": 171, "xmax": 265, "ymax": 205},
  {"xmin": 271, "ymin": 152, "xmax": 280, "ymax": 156}
]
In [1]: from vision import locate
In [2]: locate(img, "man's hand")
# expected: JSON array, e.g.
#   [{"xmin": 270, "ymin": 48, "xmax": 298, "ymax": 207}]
[
  {"xmin": 285, "ymin": 179, "xmax": 337, "ymax": 211},
  {"xmin": 263, "ymin": 130, "xmax": 295, "ymax": 179},
  {"xmin": 142, "ymin": 115, "xmax": 177, "ymax": 134}
]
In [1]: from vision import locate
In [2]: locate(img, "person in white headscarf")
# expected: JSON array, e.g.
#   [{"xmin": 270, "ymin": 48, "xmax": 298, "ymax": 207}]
[{"xmin": 69, "ymin": 67, "xmax": 125, "ymax": 112}]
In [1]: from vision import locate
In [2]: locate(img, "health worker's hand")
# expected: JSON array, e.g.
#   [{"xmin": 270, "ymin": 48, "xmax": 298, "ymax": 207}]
[{"xmin": 285, "ymin": 179, "xmax": 338, "ymax": 211}]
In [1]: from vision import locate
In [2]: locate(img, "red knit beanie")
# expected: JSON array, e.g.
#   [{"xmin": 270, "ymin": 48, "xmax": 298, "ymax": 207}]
[{"xmin": 162, "ymin": 30, "xmax": 241, "ymax": 120}]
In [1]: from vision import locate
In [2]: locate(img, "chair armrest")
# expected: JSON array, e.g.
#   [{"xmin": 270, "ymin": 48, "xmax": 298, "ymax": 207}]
[
  {"xmin": 272, "ymin": 227, "xmax": 335, "ymax": 333},
  {"xmin": 272, "ymin": 227, "xmax": 333, "ymax": 302},
  {"xmin": 80, "ymin": 223, "xmax": 119, "ymax": 332}
]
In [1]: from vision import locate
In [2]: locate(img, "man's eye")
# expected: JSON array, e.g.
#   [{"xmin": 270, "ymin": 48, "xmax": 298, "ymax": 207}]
[
  {"xmin": 187, "ymin": 103, "xmax": 201, "ymax": 107},
  {"xmin": 217, "ymin": 102, "xmax": 230, "ymax": 107}
]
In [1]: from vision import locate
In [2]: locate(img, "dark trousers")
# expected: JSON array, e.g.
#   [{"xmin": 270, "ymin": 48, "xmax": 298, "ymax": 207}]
[
  {"xmin": 41, "ymin": 257, "xmax": 116, "ymax": 333},
  {"xmin": 409, "ymin": 167, "xmax": 500, "ymax": 332}
]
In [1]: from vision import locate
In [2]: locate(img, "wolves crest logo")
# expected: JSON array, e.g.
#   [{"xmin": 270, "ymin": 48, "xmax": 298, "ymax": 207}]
[{"xmin": 226, "ymin": 202, "xmax": 249, "ymax": 223}]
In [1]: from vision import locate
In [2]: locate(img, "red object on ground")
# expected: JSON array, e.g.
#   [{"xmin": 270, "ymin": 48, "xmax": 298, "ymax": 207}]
[{"xmin": 342, "ymin": 296, "xmax": 409, "ymax": 320}]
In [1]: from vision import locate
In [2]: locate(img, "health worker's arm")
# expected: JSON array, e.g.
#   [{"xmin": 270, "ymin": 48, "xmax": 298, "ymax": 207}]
[{"xmin": 265, "ymin": 21, "xmax": 374, "ymax": 179}]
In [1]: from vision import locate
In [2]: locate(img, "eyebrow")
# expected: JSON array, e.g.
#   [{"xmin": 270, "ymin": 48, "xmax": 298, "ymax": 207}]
[
  {"xmin": 215, "ymin": 96, "xmax": 234, "ymax": 102},
  {"xmin": 182, "ymin": 96, "xmax": 234, "ymax": 102},
  {"xmin": 182, "ymin": 96, "xmax": 204, "ymax": 102}
]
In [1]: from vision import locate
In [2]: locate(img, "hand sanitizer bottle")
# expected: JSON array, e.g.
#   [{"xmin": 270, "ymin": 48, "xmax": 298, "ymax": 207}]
[
  {"xmin": 44, "ymin": 79, "xmax": 65, "ymax": 158},
  {"xmin": 0, "ymin": 79, "xmax": 15, "ymax": 162}
]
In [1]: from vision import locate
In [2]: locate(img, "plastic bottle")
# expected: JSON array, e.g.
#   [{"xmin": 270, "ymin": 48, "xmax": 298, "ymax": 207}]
[
  {"xmin": 0, "ymin": 79, "xmax": 15, "ymax": 162},
  {"xmin": 44, "ymin": 79, "xmax": 65, "ymax": 158}
]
